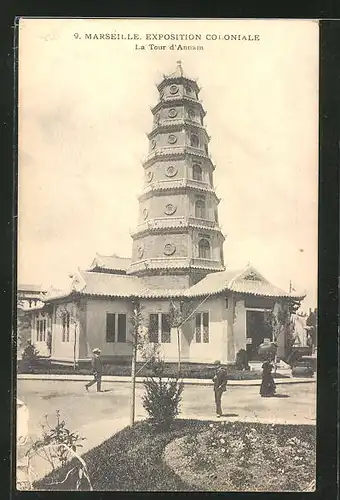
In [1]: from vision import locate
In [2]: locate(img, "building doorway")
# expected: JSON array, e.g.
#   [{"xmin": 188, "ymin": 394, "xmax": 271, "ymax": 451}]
[{"xmin": 246, "ymin": 309, "xmax": 272, "ymax": 361}]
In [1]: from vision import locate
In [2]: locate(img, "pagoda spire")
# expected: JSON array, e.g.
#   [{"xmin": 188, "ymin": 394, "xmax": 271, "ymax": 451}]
[{"xmin": 176, "ymin": 60, "xmax": 183, "ymax": 76}]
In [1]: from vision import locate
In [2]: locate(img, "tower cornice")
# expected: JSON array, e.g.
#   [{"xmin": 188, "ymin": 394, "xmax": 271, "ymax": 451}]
[
  {"xmin": 147, "ymin": 121, "xmax": 210, "ymax": 142},
  {"xmin": 127, "ymin": 258, "xmax": 225, "ymax": 277},
  {"xmin": 157, "ymin": 75, "xmax": 200, "ymax": 94},
  {"xmin": 151, "ymin": 96, "xmax": 207, "ymax": 116},
  {"xmin": 142, "ymin": 148, "xmax": 215, "ymax": 170},
  {"xmin": 130, "ymin": 217, "xmax": 225, "ymax": 240},
  {"xmin": 138, "ymin": 180, "xmax": 221, "ymax": 203}
]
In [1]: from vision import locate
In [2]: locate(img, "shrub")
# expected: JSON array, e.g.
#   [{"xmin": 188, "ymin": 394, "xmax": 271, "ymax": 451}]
[
  {"xmin": 21, "ymin": 341, "xmax": 39, "ymax": 371},
  {"xmin": 142, "ymin": 364, "xmax": 184, "ymax": 431},
  {"xmin": 28, "ymin": 410, "xmax": 86, "ymax": 467}
]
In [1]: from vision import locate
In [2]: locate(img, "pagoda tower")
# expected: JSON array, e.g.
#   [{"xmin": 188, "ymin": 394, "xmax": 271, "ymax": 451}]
[{"xmin": 128, "ymin": 62, "xmax": 225, "ymax": 288}]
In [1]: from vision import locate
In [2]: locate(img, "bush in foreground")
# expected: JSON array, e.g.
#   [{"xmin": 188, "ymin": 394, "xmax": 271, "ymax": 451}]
[{"xmin": 142, "ymin": 359, "xmax": 184, "ymax": 431}]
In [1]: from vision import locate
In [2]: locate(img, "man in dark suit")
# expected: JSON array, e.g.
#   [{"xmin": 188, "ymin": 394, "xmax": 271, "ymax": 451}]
[
  {"xmin": 85, "ymin": 348, "xmax": 103, "ymax": 392},
  {"xmin": 212, "ymin": 360, "xmax": 228, "ymax": 417}
]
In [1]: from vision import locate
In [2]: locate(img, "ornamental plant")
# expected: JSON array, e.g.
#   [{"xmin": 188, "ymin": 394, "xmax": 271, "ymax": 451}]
[
  {"xmin": 28, "ymin": 410, "xmax": 86, "ymax": 468},
  {"xmin": 142, "ymin": 360, "xmax": 184, "ymax": 431}
]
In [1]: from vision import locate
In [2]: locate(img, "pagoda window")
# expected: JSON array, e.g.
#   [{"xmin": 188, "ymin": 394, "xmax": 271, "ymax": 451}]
[
  {"xmin": 193, "ymin": 164, "xmax": 202, "ymax": 181},
  {"xmin": 195, "ymin": 312, "xmax": 210, "ymax": 343},
  {"xmin": 198, "ymin": 238, "xmax": 210, "ymax": 259},
  {"xmin": 148, "ymin": 313, "xmax": 171, "ymax": 343},
  {"xmin": 190, "ymin": 134, "xmax": 199, "ymax": 147},
  {"xmin": 195, "ymin": 199, "xmax": 206, "ymax": 218}
]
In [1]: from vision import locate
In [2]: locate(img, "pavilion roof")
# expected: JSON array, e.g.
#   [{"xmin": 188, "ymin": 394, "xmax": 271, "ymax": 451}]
[
  {"xmin": 43, "ymin": 265, "xmax": 304, "ymax": 302},
  {"xmin": 88, "ymin": 253, "xmax": 131, "ymax": 273}
]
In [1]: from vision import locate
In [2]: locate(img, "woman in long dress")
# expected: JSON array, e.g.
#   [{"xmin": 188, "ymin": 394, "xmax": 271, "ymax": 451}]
[{"xmin": 260, "ymin": 360, "xmax": 276, "ymax": 397}]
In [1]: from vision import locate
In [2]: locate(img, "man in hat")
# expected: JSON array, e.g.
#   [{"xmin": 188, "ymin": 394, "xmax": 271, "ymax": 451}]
[
  {"xmin": 85, "ymin": 348, "xmax": 103, "ymax": 392},
  {"xmin": 212, "ymin": 360, "xmax": 228, "ymax": 417}
]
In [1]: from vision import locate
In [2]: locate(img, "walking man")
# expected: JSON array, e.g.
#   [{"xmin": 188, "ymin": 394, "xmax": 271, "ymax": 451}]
[
  {"xmin": 85, "ymin": 348, "xmax": 103, "ymax": 392},
  {"xmin": 212, "ymin": 360, "xmax": 228, "ymax": 417}
]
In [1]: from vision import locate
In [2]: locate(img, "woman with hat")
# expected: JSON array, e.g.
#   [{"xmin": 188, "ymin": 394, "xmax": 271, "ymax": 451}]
[{"xmin": 85, "ymin": 348, "xmax": 103, "ymax": 392}]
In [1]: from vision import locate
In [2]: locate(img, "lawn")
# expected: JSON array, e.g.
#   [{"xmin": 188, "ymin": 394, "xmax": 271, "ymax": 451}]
[{"xmin": 33, "ymin": 420, "xmax": 316, "ymax": 492}]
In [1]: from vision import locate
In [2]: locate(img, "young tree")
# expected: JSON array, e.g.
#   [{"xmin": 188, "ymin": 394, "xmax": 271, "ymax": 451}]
[
  {"xmin": 168, "ymin": 300, "xmax": 195, "ymax": 377},
  {"xmin": 58, "ymin": 299, "xmax": 83, "ymax": 371},
  {"xmin": 129, "ymin": 301, "xmax": 161, "ymax": 426},
  {"xmin": 168, "ymin": 301, "xmax": 182, "ymax": 377}
]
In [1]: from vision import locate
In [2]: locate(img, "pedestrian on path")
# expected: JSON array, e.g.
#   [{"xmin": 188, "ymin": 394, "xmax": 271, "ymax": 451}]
[
  {"xmin": 259, "ymin": 360, "xmax": 276, "ymax": 397},
  {"xmin": 212, "ymin": 360, "xmax": 228, "ymax": 417},
  {"xmin": 85, "ymin": 348, "xmax": 103, "ymax": 392}
]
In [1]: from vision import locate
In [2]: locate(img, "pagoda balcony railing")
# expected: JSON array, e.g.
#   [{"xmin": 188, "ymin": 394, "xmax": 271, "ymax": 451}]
[
  {"xmin": 188, "ymin": 217, "xmax": 217, "ymax": 228},
  {"xmin": 128, "ymin": 257, "xmax": 223, "ymax": 274},
  {"xmin": 186, "ymin": 179, "xmax": 210, "ymax": 189},
  {"xmin": 128, "ymin": 257, "xmax": 190, "ymax": 273},
  {"xmin": 163, "ymin": 95, "xmax": 201, "ymax": 104},
  {"xmin": 144, "ymin": 147, "xmax": 212, "ymax": 166},
  {"xmin": 140, "ymin": 179, "xmax": 215, "ymax": 198},
  {"xmin": 148, "ymin": 145, "xmax": 206, "ymax": 157},
  {"xmin": 190, "ymin": 258, "xmax": 223, "ymax": 269},
  {"xmin": 130, "ymin": 216, "xmax": 221, "ymax": 237},
  {"xmin": 131, "ymin": 216, "xmax": 186, "ymax": 235}
]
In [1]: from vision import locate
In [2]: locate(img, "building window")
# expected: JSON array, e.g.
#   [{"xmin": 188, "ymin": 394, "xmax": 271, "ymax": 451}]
[
  {"xmin": 148, "ymin": 314, "xmax": 159, "ymax": 343},
  {"xmin": 62, "ymin": 312, "xmax": 70, "ymax": 342},
  {"xmin": 198, "ymin": 238, "xmax": 210, "ymax": 259},
  {"xmin": 117, "ymin": 314, "xmax": 127, "ymax": 343},
  {"xmin": 195, "ymin": 312, "xmax": 209, "ymax": 343},
  {"xmin": 193, "ymin": 164, "xmax": 202, "ymax": 181},
  {"xmin": 195, "ymin": 199, "xmax": 206, "ymax": 218},
  {"xmin": 148, "ymin": 313, "xmax": 171, "ymax": 343},
  {"xmin": 106, "ymin": 313, "xmax": 127, "ymax": 343},
  {"xmin": 190, "ymin": 134, "xmax": 199, "ymax": 147},
  {"xmin": 36, "ymin": 318, "xmax": 47, "ymax": 342}
]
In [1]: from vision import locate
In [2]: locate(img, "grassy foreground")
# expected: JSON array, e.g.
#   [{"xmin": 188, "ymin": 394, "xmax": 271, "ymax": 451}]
[{"xmin": 34, "ymin": 420, "xmax": 315, "ymax": 492}]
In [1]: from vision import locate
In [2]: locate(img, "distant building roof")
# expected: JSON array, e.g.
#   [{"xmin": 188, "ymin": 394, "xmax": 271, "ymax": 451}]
[
  {"xmin": 18, "ymin": 284, "xmax": 46, "ymax": 293},
  {"xmin": 88, "ymin": 253, "xmax": 132, "ymax": 274},
  {"xmin": 43, "ymin": 265, "xmax": 304, "ymax": 302}
]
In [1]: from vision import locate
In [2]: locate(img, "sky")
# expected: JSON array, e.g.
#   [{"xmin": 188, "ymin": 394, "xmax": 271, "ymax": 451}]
[{"xmin": 18, "ymin": 19, "xmax": 319, "ymax": 311}]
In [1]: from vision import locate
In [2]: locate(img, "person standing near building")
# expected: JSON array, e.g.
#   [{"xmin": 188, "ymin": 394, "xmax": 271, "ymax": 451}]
[
  {"xmin": 85, "ymin": 348, "xmax": 103, "ymax": 392},
  {"xmin": 212, "ymin": 360, "xmax": 228, "ymax": 417},
  {"xmin": 259, "ymin": 359, "xmax": 276, "ymax": 397}
]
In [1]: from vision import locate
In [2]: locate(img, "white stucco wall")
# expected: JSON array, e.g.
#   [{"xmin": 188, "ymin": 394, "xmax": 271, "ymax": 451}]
[{"xmin": 85, "ymin": 298, "xmax": 134, "ymax": 359}]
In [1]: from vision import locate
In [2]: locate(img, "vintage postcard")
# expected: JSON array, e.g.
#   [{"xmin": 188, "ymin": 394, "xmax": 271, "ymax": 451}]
[{"xmin": 16, "ymin": 18, "xmax": 318, "ymax": 492}]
